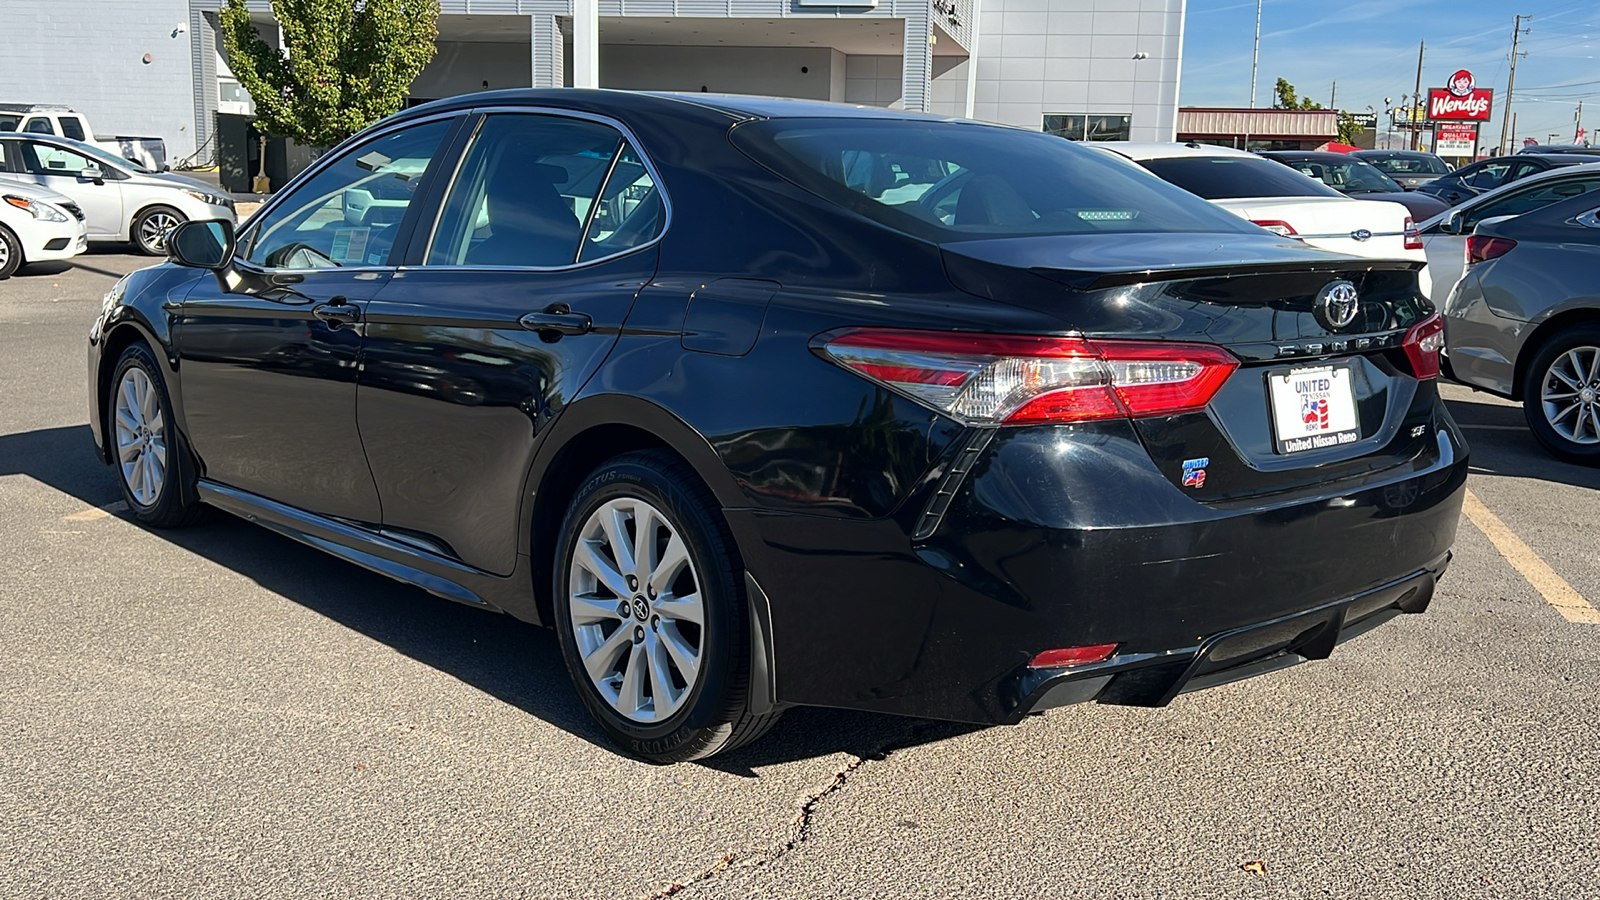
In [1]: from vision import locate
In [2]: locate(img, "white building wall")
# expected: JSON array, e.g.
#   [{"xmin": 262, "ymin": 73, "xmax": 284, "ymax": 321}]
[
  {"xmin": 0, "ymin": 0, "xmax": 201, "ymax": 161},
  {"xmin": 412, "ymin": 42, "xmax": 537, "ymax": 99},
  {"xmin": 972, "ymin": 0, "xmax": 1182, "ymax": 141},
  {"xmin": 602, "ymin": 46, "xmax": 837, "ymax": 100}
]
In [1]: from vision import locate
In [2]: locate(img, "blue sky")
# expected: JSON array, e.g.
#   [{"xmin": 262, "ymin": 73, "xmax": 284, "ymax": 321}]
[{"xmin": 1181, "ymin": 0, "xmax": 1600, "ymax": 147}]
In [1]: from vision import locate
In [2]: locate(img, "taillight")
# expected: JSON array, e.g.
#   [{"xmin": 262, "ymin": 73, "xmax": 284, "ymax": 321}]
[
  {"xmin": 1402, "ymin": 312, "xmax": 1445, "ymax": 379},
  {"xmin": 1466, "ymin": 234, "xmax": 1517, "ymax": 265},
  {"xmin": 1031, "ymin": 644, "xmax": 1120, "ymax": 668},
  {"xmin": 1403, "ymin": 216, "xmax": 1422, "ymax": 250},
  {"xmin": 1251, "ymin": 219, "xmax": 1301, "ymax": 239},
  {"xmin": 819, "ymin": 329, "xmax": 1239, "ymax": 425}
]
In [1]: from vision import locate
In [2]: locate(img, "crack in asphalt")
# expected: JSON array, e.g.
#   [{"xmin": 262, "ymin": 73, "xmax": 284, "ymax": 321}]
[{"xmin": 643, "ymin": 723, "xmax": 951, "ymax": 898}]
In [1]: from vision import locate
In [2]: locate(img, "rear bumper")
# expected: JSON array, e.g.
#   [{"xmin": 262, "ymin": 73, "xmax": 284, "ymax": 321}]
[
  {"xmin": 736, "ymin": 406, "xmax": 1468, "ymax": 725},
  {"xmin": 1013, "ymin": 557, "xmax": 1446, "ymax": 721}
]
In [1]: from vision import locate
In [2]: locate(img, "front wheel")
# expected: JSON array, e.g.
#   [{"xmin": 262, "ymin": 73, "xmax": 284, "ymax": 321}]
[
  {"xmin": 132, "ymin": 205, "xmax": 185, "ymax": 256},
  {"xmin": 0, "ymin": 224, "xmax": 22, "ymax": 279},
  {"xmin": 1522, "ymin": 324, "xmax": 1600, "ymax": 466},
  {"xmin": 553, "ymin": 451, "xmax": 781, "ymax": 763},
  {"xmin": 107, "ymin": 343, "xmax": 205, "ymax": 526}
]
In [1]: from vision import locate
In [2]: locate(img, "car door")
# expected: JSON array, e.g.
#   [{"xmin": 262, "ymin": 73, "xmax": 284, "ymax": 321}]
[
  {"xmin": 173, "ymin": 115, "xmax": 460, "ymax": 523},
  {"xmin": 1426, "ymin": 170, "xmax": 1600, "ymax": 303},
  {"xmin": 4, "ymin": 137, "xmax": 124, "ymax": 237},
  {"xmin": 356, "ymin": 111, "xmax": 665, "ymax": 574}
]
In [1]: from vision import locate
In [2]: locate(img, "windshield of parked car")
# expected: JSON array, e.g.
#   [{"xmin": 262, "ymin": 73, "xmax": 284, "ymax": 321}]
[
  {"xmin": 1281, "ymin": 157, "xmax": 1402, "ymax": 193},
  {"xmin": 1137, "ymin": 156, "xmax": 1345, "ymax": 200},
  {"xmin": 730, "ymin": 119, "xmax": 1261, "ymax": 241},
  {"xmin": 61, "ymin": 138, "xmax": 154, "ymax": 173},
  {"xmin": 1363, "ymin": 154, "xmax": 1451, "ymax": 176}
]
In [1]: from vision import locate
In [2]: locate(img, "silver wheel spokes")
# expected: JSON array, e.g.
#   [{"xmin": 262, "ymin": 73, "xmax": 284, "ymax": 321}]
[
  {"xmin": 140, "ymin": 212, "xmax": 179, "ymax": 251},
  {"xmin": 0, "ymin": 237, "xmax": 10, "ymax": 268},
  {"xmin": 568, "ymin": 497, "xmax": 704, "ymax": 724},
  {"xmin": 113, "ymin": 368, "xmax": 168, "ymax": 506},
  {"xmin": 1540, "ymin": 345, "xmax": 1600, "ymax": 445}
]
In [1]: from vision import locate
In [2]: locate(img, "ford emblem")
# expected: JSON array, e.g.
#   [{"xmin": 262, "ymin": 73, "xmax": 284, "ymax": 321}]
[
  {"xmin": 1351, "ymin": 229, "xmax": 1373, "ymax": 241},
  {"xmin": 1315, "ymin": 280, "xmax": 1361, "ymax": 331}
]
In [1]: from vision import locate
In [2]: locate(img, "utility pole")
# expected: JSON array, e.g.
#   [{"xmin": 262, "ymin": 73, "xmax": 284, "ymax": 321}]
[
  {"xmin": 1577, "ymin": 100, "xmax": 1585, "ymax": 144},
  {"xmin": 1249, "ymin": 0, "xmax": 1262, "ymax": 108},
  {"xmin": 1499, "ymin": 15, "xmax": 1529, "ymax": 156},
  {"xmin": 1330, "ymin": 81, "xmax": 1337, "ymax": 110},
  {"xmin": 1511, "ymin": 112, "xmax": 1518, "ymax": 150},
  {"xmin": 1410, "ymin": 41, "xmax": 1425, "ymax": 151}
]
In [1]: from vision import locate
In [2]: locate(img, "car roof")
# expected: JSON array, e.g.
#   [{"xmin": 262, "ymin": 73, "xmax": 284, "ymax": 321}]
[
  {"xmin": 1352, "ymin": 149, "xmax": 1441, "ymax": 159},
  {"xmin": 0, "ymin": 103, "xmax": 73, "ymax": 114},
  {"xmin": 392, "ymin": 88, "xmax": 968, "ymax": 127},
  {"xmin": 1092, "ymin": 142, "xmax": 1257, "ymax": 161},
  {"xmin": 1262, "ymin": 150, "xmax": 1367, "ymax": 162}
]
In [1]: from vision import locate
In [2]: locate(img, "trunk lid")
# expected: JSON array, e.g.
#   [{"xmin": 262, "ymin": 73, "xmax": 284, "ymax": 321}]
[{"xmin": 941, "ymin": 233, "xmax": 1441, "ymax": 501}]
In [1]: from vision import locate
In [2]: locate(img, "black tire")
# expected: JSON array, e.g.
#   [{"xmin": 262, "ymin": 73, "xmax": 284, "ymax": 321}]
[
  {"xmin": 106, "ymin": 343, "xmax": 206, "ymax": 527},
  {"xmin": 0, "ymin": 224, "xmax": 22, "ymax": 279},
  {"xmin": 131, "ymin": 205, "xmax": 185, "ymax": 256},
  {"xmin": 1521, "ymin": 323, "xmax": 1600, "ymax": 466},
  {"xmin": 553, "ymin": 450, "xmax": 781, "ymax": 763}
]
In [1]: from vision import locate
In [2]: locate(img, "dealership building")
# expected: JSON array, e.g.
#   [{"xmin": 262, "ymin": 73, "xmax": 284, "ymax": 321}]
[{"xmin": 3, "ymin": 0, "xmax": 1186, "ymax": 166}]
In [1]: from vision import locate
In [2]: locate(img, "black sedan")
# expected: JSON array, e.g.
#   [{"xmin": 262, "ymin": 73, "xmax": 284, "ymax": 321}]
[
  {"xmin": 1351, "ymin": 149, "xmax": 1452, "ymax": 191},
  {"xmin": 1262, "ymin": 150, "xmax": 1450, "ymax": 219},
  {"xmin": 1416, "ymin": 153, "xmax": 1600, "ymax": 206},
  {"xmin": 88, "ymin": 91, "xmax": 1467, "ymax": 762}
]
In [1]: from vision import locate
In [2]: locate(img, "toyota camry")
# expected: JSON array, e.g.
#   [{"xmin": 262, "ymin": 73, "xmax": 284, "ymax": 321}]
[{"xmin": 87, "ymin": 91, "xmax": 1467, "ymax": 762}]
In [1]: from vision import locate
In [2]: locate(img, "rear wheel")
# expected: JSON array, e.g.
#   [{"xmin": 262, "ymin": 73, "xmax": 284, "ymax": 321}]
[
  {"xmin": 1522, "ymin": 324, "xmax": 1600, "ymax": 466},
  {"xmin": 0, "ymin": 225, "xmax": 21, "ymax": 279},
  {"xmin": 132, "ymin": 205, "xmax": 185, "ymax": 256},
  {"xmin": 553, "ymin": 451, "xmax": 781, "ymax": 763},
  {"xmin": 107, "ymin": 343, "xmax": 205, "ymax": 526}
]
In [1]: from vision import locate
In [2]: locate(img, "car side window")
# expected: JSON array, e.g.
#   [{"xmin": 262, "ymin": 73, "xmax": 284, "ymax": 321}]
[
  {"xmin": 58, "ymin": 117, "xmax": 87, "ymax": 141},
  {"xmin": 426, "ymin": 114, "xmax": 654, "ymax": 268},
  {"xmin": 578, "ymin": 144, "xmax": 664, "ymax": 262},
  {"xmin": 19, "ymin": 140, "xmax": 94, "ymax": 175},
  {"xmin": 244, "ymin": 119, "xmax": 451, "ymax": 270},
  {"xmin": 1464, "ymin": 174, "xmax": 1600, "ymax": 231},
  {"xmin": 23, "ymin": 117, "xmax": 55, "ymax": 135},
  {"xmin": 1465, "ymin": 162, "xmax": 1511, "ymax": 190}
]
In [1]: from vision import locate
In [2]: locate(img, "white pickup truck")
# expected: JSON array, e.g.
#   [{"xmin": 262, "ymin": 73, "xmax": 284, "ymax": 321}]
[{"xmin": 0, "ymin": 103, "xmax": 167, "ymax": 172}]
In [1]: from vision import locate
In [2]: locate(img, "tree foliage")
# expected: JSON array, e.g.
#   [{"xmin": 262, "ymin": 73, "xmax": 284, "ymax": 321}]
[
  {"xmin": 1274, "ymin": 77, "xmax": 1364, "ymax": 145},
  {"xmin": 219, "ymin": 0, "xmax": 440, "ymax": 147}
]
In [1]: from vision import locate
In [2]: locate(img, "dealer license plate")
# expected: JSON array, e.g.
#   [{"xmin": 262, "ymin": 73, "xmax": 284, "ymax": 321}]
[{"xmin": 1268, "ymin": 365, "xmax": 1360, "ymax": 454}]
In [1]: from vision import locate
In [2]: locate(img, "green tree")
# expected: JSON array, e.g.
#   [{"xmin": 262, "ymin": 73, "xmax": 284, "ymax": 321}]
[
  {"xmin": 1336, "ymin": 112, "xmax": 1362, "ymax": 146},
  {"xmin": 219, "ymin": 0, "xmax": 440, "ymax": 148},
  {"xmin": 1272, "ymin": 77, "xmax": 1322, "ymax": 111}
]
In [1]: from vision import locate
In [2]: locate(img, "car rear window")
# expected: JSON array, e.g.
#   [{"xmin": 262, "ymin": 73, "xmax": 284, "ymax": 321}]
[
  {"xmin": 1363, "ymin": 154, "xmax": 1450, "ymax": 176},
  {"xmin": 1139, "ymin": 156, "xmax": 1343, "ymax": 200},
  {"xmin": 729, "ymin": 118, "xmax": 1259, "ymax": 241}
]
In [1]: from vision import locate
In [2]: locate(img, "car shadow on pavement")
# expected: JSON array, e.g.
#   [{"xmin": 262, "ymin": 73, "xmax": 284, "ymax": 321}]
[
  {"xmin": 1, "ymin": 424, "xmax": 984, "ymax": 774},
  {"xmin": 1443, "ymin": 394, "xmax": 1600, "ymax": 491}
]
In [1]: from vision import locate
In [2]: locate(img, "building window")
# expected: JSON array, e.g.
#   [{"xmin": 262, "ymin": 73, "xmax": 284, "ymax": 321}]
[{"xmin": 1044, "ymin": 114, "xmax": 1131, "ymax": 142}]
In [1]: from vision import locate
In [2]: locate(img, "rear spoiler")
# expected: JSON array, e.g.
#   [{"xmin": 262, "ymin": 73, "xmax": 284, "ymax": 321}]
[{"xmin": 1029, "ymin": 258, "xmax": 1426, "ymax": 292}]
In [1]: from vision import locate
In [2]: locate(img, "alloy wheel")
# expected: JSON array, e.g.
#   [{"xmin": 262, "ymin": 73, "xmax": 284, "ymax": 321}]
[
  {"xmin": 0, "ymin": 235, "xmax": 10, "ymax": 271},
  {"xmin": 113, "ymin": 367, "xmax": 168, "ymax": 506},
  {"xmin": 138, "ymin": 211, "xmax": 181, "ymax": 254},
  {"xmin": 567, "ymin": 497, "xmax": 705, "ymax": 724},
  {"xmin": 1539, "ymin": 345, "xmax": 1600, "ymax": 445}
]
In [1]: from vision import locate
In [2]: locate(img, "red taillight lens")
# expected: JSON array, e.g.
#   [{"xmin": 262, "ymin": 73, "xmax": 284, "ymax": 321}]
[
  {"xmin": 1031, "ymin": 644, "xmax": 1120, "ymax": 668},
  {"xmin": 1403, "ymin": 216, "xmax": 1423, "ymax": 251},
  {"xmin": 1251, "ymin": 219, "xmax": 1301, "ymax": 239},
  {"xmin": 1402, "ymin": 312, "xmax": 1445, "ymax": 380},
  {"xmin": 1466, "ymin": 234, "xmax": 1517, "ymax": 265},
  {"xmin": 819, "ymin": 329, "xmax": 1239, "ymax": 425}
]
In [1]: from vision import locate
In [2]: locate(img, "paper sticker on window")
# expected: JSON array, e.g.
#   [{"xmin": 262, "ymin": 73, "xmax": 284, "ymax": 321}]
[{"xmin": 330, "ymin": 228, "xmax": 369, "ymax": 263}]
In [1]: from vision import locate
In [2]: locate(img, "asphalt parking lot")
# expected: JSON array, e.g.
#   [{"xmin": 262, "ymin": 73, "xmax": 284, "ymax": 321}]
[{"xmin": 3, "ymin": 251, "xmax": 1599, "ymax": 899}]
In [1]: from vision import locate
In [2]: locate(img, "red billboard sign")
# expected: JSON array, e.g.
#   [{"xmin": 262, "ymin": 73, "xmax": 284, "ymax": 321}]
[{"xmin": 1429, "ymin": 87, "xmax": 1493, "ymax": 120}]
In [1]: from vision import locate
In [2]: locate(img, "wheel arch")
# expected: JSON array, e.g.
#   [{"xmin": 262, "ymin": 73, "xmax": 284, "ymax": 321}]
[
  {"xmin": 94, "ymin": 315, "xmax": 184, "ymax": 463},
  {"xmin": 0, "ymin": 221, "xmax": 24, "ymax": 268},
  {"xmin": 1512, "ymin": 307, "xmax": 1600, "ymax": 400}
]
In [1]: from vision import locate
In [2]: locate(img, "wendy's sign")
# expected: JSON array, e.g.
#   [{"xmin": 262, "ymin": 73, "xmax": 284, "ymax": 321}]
[{"xmin": 1428, "ymin": 73, "xmax": 1492, "ymax": 121}]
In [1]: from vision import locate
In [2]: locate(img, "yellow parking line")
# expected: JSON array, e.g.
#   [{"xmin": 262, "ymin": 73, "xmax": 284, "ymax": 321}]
[{"xmin": 1462, "ymin": 489, "xmax": 1600, "ymax": 624}]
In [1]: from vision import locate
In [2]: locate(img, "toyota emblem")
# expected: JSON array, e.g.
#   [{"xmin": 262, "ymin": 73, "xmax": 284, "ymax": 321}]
[{"xmin": 1316, "ymin": 280, "xmax": 1361, "ymax": 330}]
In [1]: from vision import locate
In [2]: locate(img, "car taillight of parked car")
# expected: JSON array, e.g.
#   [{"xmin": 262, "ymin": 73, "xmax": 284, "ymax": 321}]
[
  {"xmin": 1404, "ymin": 216, "xmax": 1423, "ymax": 250},
  {"xmin": 1466, "ymin": 234, "xmax": 1517, "ymax": 266},
  {"xmin": 1251, "ymin": 219, "xmax": 1301, "ymax": 239},
  {"xmin": 1402, "ymin": 312, "xmax": 1445, "ymax": 380},
  {"xmin": 818, "ymin": 329, "xmax": 1240, "ymax": 425}
]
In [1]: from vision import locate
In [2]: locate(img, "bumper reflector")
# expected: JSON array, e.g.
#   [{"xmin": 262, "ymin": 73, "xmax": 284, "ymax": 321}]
[{"xmin": 1030, "ymin": 643, "xmax": 1119, "ymax": 668}]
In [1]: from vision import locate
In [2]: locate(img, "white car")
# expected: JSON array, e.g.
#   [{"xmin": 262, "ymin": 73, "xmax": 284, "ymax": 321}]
[
  {"xmin": 1418, "ymin": 164, "xmax": 1600, "ymax": 307},
  {"xmin": 1098, "ymin": 143, "xmax": 1431, "ymax": 298},
  {"xmin": 0, "ymin": 180, "xmax": 88, "ymax": 278},
  {"xmin": 0, "ymin": 132, "xmax": 234, "ymax": 255}
]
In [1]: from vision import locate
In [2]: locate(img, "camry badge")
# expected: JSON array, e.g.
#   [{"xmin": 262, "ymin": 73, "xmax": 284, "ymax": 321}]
[
  {"xmin": 1315, "ymin": 280, "xmax": 1361, "ymax": 331},
  {"xmin": 1351, "ymin": 229, "xmax": 1373, "ymax": 241}
]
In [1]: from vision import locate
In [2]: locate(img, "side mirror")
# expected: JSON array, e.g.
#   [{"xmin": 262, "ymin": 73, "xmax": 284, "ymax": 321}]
[
  {"xmin": 167, "ymin": 219, "xmax": 235, "ymax": 270},
  {"xmin": 1441, "ymin": 210, "xmax": 1465, "ymax": 235},
  {"xmin": 79, "ymin": 166, "xmax": 104, "ymax": 184}
]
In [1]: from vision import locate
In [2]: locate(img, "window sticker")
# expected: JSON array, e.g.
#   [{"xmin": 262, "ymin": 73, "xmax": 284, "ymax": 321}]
[{"xmin": 330, "ymin": 228, "xmax": 370, "ymax": 264}]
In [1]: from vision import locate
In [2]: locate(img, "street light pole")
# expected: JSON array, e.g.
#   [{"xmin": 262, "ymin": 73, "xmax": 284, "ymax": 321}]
[{"xmin": 1249, "ymin": 0, "xmax": 1262, "ymax": 108}]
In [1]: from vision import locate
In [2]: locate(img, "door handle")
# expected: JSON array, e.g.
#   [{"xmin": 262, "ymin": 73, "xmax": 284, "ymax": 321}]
[
  {"xmin": 313, "ymin": 299, "xmax": 361, "ymax": 329},
  {"xmin": 519, "ymin": 304, "xmax": 593, "ymax": 336}
]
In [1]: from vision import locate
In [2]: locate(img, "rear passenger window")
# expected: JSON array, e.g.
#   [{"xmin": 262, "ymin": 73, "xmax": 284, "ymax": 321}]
[
  {"xmin": 59, "ymin": 117, "xmax": 86, "ymax": 141},
  {"xmin": 427, "ymin": 114, "xmax": 662, "ymax": 268},
  {"xmin": 23, "ymin": 118, "xmax": 55, "ymax": 135}
]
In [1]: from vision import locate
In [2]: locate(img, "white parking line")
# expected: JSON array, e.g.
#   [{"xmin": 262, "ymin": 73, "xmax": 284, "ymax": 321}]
[{"xmin": 1462, "ymin": 489, "xmax": 1600, "ymax": 625}]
